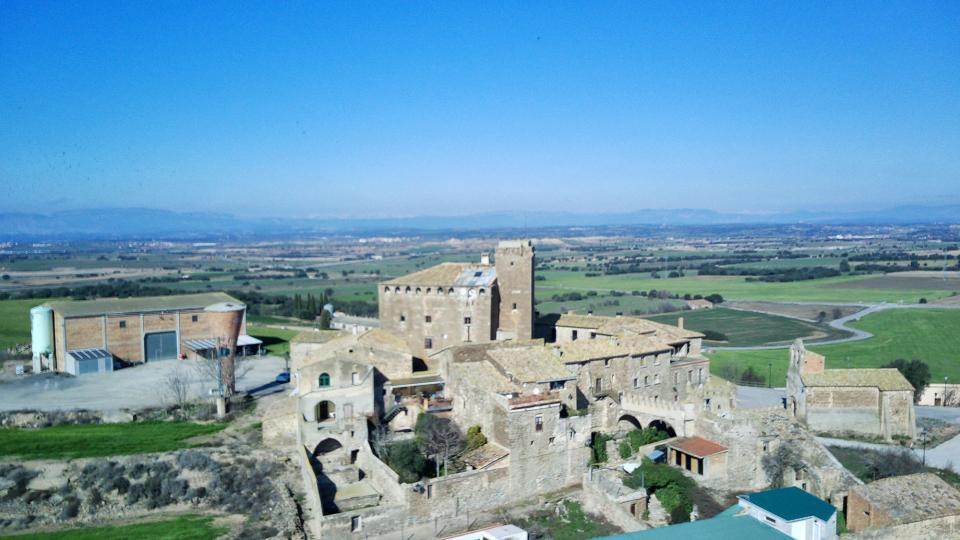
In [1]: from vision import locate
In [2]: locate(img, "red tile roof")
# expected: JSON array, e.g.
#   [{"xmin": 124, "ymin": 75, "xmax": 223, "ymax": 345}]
[{"xmin": 668, "ymin": 436, "xmax": 728, "ymax": 457}]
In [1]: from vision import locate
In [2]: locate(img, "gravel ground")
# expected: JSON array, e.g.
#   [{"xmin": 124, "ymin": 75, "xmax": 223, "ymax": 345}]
[{"xmin": 0, "ymin": 356, "xmax": 286, "ymax": 412}]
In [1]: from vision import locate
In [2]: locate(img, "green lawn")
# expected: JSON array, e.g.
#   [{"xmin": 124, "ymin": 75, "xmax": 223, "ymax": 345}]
[
  {"xmin": 536, "ymin": 271, "xmax": 957, "ymax": 303},
  {"xmin": 1, "ymin": 514, "xmax": 227, "ymax": 540},
  {"xmin": 708, "ymin": 308, "xmax": 960, "ymax": 385},
  {"xmin": 646, "ymin": 308, "xmax": 848, "ymax": 347},
  {"xmin": 247, "ymin": 325, "xmax": 299, "ymax": 357},
  {"xmin": 0, "ymin": 421, "xmax": 226, "ymax": 460},
  {"xmin": 0, "ymin": 298, "xmax": 61, "ymax": 349}
]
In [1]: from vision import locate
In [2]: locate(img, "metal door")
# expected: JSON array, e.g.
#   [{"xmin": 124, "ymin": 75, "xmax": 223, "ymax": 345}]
[{"xmin": 145, "ymin": 331, "xmax": 177, "ymax": 361}]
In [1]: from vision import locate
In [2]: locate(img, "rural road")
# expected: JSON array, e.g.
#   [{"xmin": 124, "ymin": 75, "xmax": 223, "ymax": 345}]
[{"xmin": 710, "ymin": 301, "xmax": 960, "ymax": 351}]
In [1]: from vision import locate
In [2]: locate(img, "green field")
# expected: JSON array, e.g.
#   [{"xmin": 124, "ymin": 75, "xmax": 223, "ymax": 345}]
[
  {"xmin": 708, "ymin": 308, "xmax": 960, "ymax": 384},
  {"xmin": 1, "ymin": 514, "xmax": 227, "ymax": 540},
  {"xmin": 646, "ymin": 308, "xmax": 848, "ymax": 347},
  {"xmin": 247, "ymin": 325, "xmax": 299, "ymax": 357},
  {"xmin": 536, "ymin": 270, "xmax": 957, "ymax": 303},
  {"xmin": 0, "ymin": 298, "xmax": 42, "ymax": 349},
  {"xmin": 0, "ymin": 421, "xmax": 226, "ymax": 460}
]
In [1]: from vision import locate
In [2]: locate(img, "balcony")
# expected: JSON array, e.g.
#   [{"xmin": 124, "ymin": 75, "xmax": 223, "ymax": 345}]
[{"xmin": 426, "ymin": 397, "xmax": 453, "ymax": 412}]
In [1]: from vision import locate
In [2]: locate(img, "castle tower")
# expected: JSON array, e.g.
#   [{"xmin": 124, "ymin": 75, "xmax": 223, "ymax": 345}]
[{"xmin": 495, "ymin": 240, "xmax": 535, "ymax": 340}]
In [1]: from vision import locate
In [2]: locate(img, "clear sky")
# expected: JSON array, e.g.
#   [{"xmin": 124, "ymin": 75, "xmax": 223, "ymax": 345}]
[{"xmin": 1, "ymin": 1, "xmax": 958, "ymax": 218}]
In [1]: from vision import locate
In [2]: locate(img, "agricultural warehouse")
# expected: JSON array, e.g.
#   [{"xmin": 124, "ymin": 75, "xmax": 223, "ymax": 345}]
[{"xmin": 30, "ymin": 292, "xmax": 261, "ymax": 376}]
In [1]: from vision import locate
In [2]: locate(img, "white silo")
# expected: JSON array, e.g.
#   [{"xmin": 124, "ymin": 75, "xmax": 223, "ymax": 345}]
[{"xmin": 30, "ymin": 305, "xmax": 53, "ymax": 373}]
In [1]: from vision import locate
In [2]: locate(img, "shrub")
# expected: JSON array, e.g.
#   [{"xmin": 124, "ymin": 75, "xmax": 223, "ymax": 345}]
[
  {"xmin": 466, "ymin": 425, "xmax": 487, "ymax": 451},
  {"xmin": 618, "ymin": 440, "xmax": 633, "ymax": 460},
  {"xmin": 591, "ymin": 433, "xmax": 612, "ymax": 464},
  {"xmin": 177, "ymin": 450, "xmax": 216, "ymax": 471},
  {"xmin": 59, "ymin": 496, "xmax": 81, "ymax": 519},
  {"xmin": 701, "ymin": 330, "xmax": 728, "ymax": 342},
  {"xmin": 383, "ymin": 440, "xmax": 428, "ymax": 483}
]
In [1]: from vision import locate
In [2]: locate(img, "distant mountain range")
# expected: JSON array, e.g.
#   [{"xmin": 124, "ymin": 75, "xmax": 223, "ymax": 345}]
[{"xmin": 0, "ymin": 204, "xmax": 958, "ymax": 240}]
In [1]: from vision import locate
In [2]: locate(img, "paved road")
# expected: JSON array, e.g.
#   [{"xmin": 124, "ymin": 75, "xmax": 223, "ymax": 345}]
[
  {"xmin": 0, "ymin": 356, "xmax": 286, "ymax": 412},
  {"xmin": 817, "ymin": 434, "xmax": 960, "ymax": 474},
  {"xmin": 736, "ymin": 385, "xmax": 785, "ymax": 409},
  {"xmin": 710, "ymin": 301, "xmax": 960, "ymax": 351}
]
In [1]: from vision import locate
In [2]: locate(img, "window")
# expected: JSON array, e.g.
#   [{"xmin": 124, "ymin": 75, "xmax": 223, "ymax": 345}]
[
  {"xmin": 549, "ymin": 380, "xmax": 564, "ymax": 391},
  {"xmin": 698, "ymin": 368, "xmax": 704, "ymax": 383},
  {"xmin": 571, "ymin": 330, "xmax": 578, "ymax": 341},
  {"xmin": 512, "ymin": 303, "xmax": 518, "ymax": 310},
  {"xmin": 119, "ymin": 320, "xmax": 126, "ymax": 328},
  {"xmin": 191, "ymin": 315, "xmax": 198, "ymax": 322},
  {"xmin": 351, "ymin": 372, "xmax": 358, "ymax": 385},
  {"xmin": 674, "ymin": 372, "xmax": 679, "ymax": 384},
  {"xmin": 318, "ymin": 373, "xmax": 330, "ymax": 387},
  {"xmin": 399, "ymin": 314, "xmax": 406, "ymax": 322},
  {"xmin": 351, "ymin": 516, "xmax": 362, "ymax": 532},
  {"xmin": 464, "ymin": 317, "xmax": 471, "ymax": 325},
  {"xmin": 765, "ymin": 516, "xmax": 777, "ymax": 524},
  {"xmin": 654, "ymin": 374, "xmax": 661, "ymax": 384},
  {"xmin": 590, "ymin": 332, "xmax": 596, "ymax": 339},
  {"xmin": 644, "ymin": 376, "xmax": 649, "ymax": 386},
  {"xmin": 549, "ymin": 436, "xmax": 555, "ymax": 444},
  {"xmin": 634, "ymin": 378, "xmax": 639, "ymax": 388},
  {"xmin": 688, "ymin": 370, "xmax": 693, "ymax": 383},
  {"xmin": 604, "ymin": 359, "xmax": 610, "ymax": 367},
  {"xmin": 427, "ymin": 484, "xmax": 433, "ymax": 499},
  {"xmin": 425, "ymin": 315, "xmax": 432, "ymax": 323},
  {"xmin": 535, "ymin": 415, "xmax": 543, "ymax": 431},
  {"xmin": 474, "ymin": 271, "xmax": 483, "ymax": 277},
  {"xmin": 424, "ymin": 337, "xmax": 433, "ymax": 349}
]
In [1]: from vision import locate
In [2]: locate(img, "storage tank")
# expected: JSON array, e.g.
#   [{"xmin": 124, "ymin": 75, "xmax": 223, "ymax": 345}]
[
  {"xmin": 204, "ymin": 302, "xmax": 246, "ymax": 395},
  {"xmin": 30, "ymin": 305, "xmax": 53, "ymax": 372}
]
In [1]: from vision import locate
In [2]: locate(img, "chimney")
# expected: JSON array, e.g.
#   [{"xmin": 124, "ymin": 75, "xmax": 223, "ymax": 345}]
[
  {"xmin": 480, "ymin": 252, "xmax": 491, "ymax": 265},
  {"xmin": 677, "ymin": 317, "xmax": 684, "ymax": 330}
]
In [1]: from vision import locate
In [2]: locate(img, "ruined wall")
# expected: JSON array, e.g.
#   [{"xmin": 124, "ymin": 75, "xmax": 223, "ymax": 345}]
[
  {"xmin": 846, "ymin": 489, "xmax": 893, "ymax": 532},
  {"xmin": 379, "ymin": 285, "xmax": 495, "ymax": 358},
  {"xmin": 880, "ymin": 390, "xmax": 916, "ymax": 439}
]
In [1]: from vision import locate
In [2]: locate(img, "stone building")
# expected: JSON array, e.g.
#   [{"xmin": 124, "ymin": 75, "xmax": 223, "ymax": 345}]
[
  {"xmin": 33, "ymin": 292, "xmax": 259, "ymax": 375},
  {"xmin": 786, "ymin": 340, "xmax": 916, "ymax": 440},
  {"xmin": 665, "ymin": 436, "xmax": 728, "ymax": 479},
  {"xmin": 845, "ymin": 473, "xmax": 960, "ymax": 535},
  {"xmin": 378, "ymin": 240, "xmax": 535, "ymax": 358}
]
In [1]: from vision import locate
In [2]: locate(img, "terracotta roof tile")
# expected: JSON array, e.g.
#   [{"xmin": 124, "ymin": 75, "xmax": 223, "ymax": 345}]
[{"xmin": 669, "ymin": 436, "xmax": 728, "ymax": 457}]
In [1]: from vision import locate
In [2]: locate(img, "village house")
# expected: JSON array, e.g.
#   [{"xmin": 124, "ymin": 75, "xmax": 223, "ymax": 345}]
[{"xmin": 845, "ymin": 473, "xmax": 960, "ymax": 536}]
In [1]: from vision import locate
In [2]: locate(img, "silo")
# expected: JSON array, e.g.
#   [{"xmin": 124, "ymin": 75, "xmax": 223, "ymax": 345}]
[
  {"xmin": 30, "ymin": 305, "xmax": 53, "ymax": 373},
  {"xmin": 203, "ymin": 302, "xmax": 246, "ymax": 395}
]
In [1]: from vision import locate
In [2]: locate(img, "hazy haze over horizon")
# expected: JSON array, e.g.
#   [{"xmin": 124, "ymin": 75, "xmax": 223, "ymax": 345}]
[{"xmin": 1, "ymin": 2, "xmax": 959, "ymax": 219}]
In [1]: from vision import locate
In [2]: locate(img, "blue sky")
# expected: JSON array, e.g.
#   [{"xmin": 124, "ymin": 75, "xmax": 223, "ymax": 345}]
[{"xmin": 1, "ymin": 1, "xmax": 958, "ymax": 218}]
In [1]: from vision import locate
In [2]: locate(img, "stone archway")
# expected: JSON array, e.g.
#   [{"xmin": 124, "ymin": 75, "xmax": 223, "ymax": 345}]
[
  {"xmin": 648, "ymin": 419, "xmax": 677, "ymax": 438},
  {"xmin": 316, "ymin": 400, "xmax": 336, "ymax": 422},
  {"xmin": 618, "ymin": 414, "xmax": 643, "ymax": 432},
  {"xmin": 314, "ymin": 437, "xmax": 343, "ymax": 457}
]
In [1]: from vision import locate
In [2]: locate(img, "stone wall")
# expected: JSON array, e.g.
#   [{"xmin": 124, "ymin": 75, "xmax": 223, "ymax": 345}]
[
  {"xmin": 379, "ymin": 284, "xmax": 496, "ymax": 358},
  {"xmin": 845, "ymin": 515, "xmax": 960, "ymax": 540},
  {"xmin": 846, "ymin": 487, "xmax": 893, "ymax": 532},
  {"xmin": 495, "ymin": 241, "xmax": 535, "ymax": 340}
]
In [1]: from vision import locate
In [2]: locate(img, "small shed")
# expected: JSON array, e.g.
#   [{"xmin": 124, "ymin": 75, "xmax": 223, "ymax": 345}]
[
  {"xmin": 65, "ymin": 348, "xmax": 114, "ymax": 376},
  {"xmin": 666, "ymin": 436, "xmax": 728, "ymax": 479}
]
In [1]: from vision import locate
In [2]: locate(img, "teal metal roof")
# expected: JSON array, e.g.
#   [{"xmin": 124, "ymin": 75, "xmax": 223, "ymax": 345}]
[
  {"xmin": 739, "ymin": 487, "xmax": 836, "ymax": 522},
  {"xmin": 593, "ymin": 506, "xmax": 790, "ymax": 540}
]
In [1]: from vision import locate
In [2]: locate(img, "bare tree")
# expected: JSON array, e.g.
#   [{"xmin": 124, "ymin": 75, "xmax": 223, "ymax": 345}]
[
  {"xmin": 369, "ymin": 421, "xmax": 392, "ymax": 459},
  {"xmin": 943, "ymin": 386, "xmax": 959, "ymax": 407},
  {"xmin": 191, "ymin": 352, "xmax": 254, "ymax": 397},
  {"xmin": 420, "ymin": 417, "xmax": 465, "ymax": 477},
  {"xmin": 762, "ymin": 443, "xmax": 804, "ymax": 488},
  {"xmin": 163, "ymin": 364, "xmax": 191, "ymax": 410}
]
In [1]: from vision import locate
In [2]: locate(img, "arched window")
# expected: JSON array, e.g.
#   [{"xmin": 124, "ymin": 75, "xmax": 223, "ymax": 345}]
[
  {"xmin": 479, "ymin": 288, "xmax": 486, "ymax": 296},
  {"xmin": 405, "ymin": 286, "xmax": 411, "ymax": 294},
  {"xmin": 394, "ymin": 286, "xmax": 400, "ymax": 294},
  {"xmin": 383, "ymin": 286, "xmax": 390, "ymax": 293},
  {"xmin": 415, "ymin": 287, "xmax": 421, "ymax": 295},
  {"xmin": 426, "ymin": 288, "xmax": 431, "ymax": 294},
  {"xmin": 319, "ymin": 373, "xmax": 331, "ymax": 387},
  {"xmin": 448, "ymin": 287, "xmax": 454, "ymax": 294}
]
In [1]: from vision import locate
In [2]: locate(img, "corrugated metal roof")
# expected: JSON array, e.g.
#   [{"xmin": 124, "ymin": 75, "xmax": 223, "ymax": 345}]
[
  {"xmin": 67, "ymin": 348, "xmax": 112, "ymax": 361},
  {"xmin": 46, "ymin": 292, "xmax": 241, "ymax": 318},
  {"xmin": 738, "ymin": 487, "xmax": 837, "ymax": 522},
  {"xmin": 184, "ymin": 335, "xmax": 261, "ymax": 351}
]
